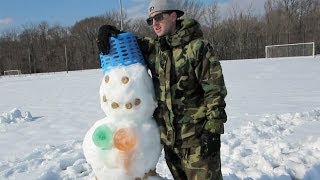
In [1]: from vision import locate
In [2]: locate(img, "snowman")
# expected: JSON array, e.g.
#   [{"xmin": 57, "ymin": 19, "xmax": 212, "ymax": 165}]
[{"xmin": 83, "ymin": 32, "xmax": 162, "ymax": 180}]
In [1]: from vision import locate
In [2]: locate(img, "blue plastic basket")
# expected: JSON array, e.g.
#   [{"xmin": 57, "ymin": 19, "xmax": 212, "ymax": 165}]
[{"xmin": 100, "ymin": 32, "xmax": 145, "ymax": 74}]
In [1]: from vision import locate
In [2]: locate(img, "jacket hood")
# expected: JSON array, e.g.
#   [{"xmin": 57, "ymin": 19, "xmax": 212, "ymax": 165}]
[{"xmin": 162, "ymin": 19, "xmax": 203, "ymax": 48}]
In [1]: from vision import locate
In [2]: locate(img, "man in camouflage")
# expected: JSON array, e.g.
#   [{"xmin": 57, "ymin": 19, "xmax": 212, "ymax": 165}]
[{"xmin": 97, "ymin": 0, "xmax": 227, "ymax": 179}]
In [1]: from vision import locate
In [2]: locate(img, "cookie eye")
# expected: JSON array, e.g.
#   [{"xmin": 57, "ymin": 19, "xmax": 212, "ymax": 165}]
[
  {"xmin": 111, "ymin": 102, "xmax": 119, "ymax": 109},
  {"xmin": 121, "ymin": 76, "xmax": 129, "ymax": 84},
  {"xmin": 102, "ymin": 95, "xmax": 107, "ymax": 102},
  {"xmin": 134, "ymin": 98, "xmax": 141, "ymax": 106},
  {"xmin": 125, "ymin": 102, "xmax": 133, "ymax": 109},
  {"xmin": 104, "ymin": 75, "xmax": 110, "ymax": 83}
]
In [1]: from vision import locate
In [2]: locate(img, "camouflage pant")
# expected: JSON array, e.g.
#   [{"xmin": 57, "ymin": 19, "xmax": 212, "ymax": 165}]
[{"xmin": 164, "ymin": 145, "xmax": 222, "ymax": 180}]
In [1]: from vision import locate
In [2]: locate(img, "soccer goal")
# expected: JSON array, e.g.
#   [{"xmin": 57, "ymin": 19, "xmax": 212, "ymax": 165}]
[
  {"xmin": 265, "ymin": 42, "xmax": 315, "ymax": 58},
  {"xmin": 3, "ymin": 70, "xmax": 22, "ymax": 76}
]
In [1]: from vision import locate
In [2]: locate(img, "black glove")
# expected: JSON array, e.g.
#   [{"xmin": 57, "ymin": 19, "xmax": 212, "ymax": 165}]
[
  {"xmin": 200, "ymin": 131, "xmax": 221, "ymax": 157},
  {"xmin": 97, "ymin": 25, "xmax": 122, "ymax": 55}
]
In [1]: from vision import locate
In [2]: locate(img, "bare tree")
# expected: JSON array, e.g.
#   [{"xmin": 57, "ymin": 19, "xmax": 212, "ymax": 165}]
[
  {"xmin": 129, "ymin": 18, "xmax": 154, "ymax": 37},
  {"xmin": 0, "ymin": 29, "xmax": 21, "ymax": 71},
  {"xmin": 176, "ymin": 0, "xmax": 205, "ymax": 22},
  {"xmin": 1, "ymin": 0, "xmax": 319, "ymax": 74}
]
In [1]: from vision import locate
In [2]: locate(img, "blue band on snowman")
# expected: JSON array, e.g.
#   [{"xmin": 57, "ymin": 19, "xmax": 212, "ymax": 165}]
[{"xmin": 99, "ymin": 32, "xmax": 145, "ymax": 74}]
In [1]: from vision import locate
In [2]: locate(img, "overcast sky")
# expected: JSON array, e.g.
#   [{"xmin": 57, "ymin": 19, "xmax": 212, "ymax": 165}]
[{"xmin": 0, "ymin": 0, "xmax": 266, "ymax": 33}]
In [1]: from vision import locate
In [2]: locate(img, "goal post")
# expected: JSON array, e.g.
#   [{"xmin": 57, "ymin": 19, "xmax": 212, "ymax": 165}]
[
  {"xmin": 265, "ymin": 42, "xmax": 315, "ymax": 58},
  {"xmin": 3, "ymin": 70, "xmax": 22, "ymax": 76}
]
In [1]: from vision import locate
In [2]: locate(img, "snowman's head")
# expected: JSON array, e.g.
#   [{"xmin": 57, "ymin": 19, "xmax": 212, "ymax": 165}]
[{"xmin": 99, "ymin": 63, "xmax": 157, "ymax": 123}]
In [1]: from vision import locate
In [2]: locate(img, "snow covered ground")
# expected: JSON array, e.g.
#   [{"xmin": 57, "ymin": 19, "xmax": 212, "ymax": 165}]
[{"xmin": 1, "ymin": 56, "xmax": 320, "ymax": 179}]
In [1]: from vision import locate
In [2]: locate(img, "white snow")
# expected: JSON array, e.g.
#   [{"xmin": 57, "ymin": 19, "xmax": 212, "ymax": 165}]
[
  {"xmin": 1, "ymin": 56, "xmax": 320, "ymax": 179},
  {"xmin": 0, "ymin": 108, "xmax": 33, "ymax": 124}
]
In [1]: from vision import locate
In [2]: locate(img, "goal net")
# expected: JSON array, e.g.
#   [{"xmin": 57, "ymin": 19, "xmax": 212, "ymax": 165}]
[
  {"xmin": 3, "ymin": 70, "xmax": 22, "ymax": 76},
  {"xmin": 265, "ymin": 42, "xmax": 315, "ymax": 58}
]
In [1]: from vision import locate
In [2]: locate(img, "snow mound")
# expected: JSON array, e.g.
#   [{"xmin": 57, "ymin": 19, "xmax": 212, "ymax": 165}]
[
  {"xmin": 0, "ymin": 109, "xmax": 319, "ymax": 179},
  {"xmin": 0, "ymin": 141, "xmax": 92, "ymax": 180},
  {"xmin": 0, "ymin": 108, "xmax": 33, "ymax": 124},
  {"xmin": 222, "ymin": 109, "xmax": 320, "ymax": 179},
  {"xmin": 0, "ymin": 140, "xmax": 169, "ymax": 180}
]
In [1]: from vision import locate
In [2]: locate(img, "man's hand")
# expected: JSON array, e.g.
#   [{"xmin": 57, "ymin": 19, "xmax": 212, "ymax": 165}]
[
  {"xmin": 200, "ymin": 131, "xmax": 221, "ymax": 157},
  {"xmin": 97, "ymin": 25, "xmax": 122, "ymax": 55}
]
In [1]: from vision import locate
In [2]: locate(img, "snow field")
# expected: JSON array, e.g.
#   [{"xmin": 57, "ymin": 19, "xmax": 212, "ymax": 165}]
[{"xmin": 1, "ymin": 56, "xmax": 320, "ymax": 179}]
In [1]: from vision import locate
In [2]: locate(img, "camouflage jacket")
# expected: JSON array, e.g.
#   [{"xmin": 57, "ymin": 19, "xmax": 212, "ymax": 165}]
[{"xmin": 139, "ymin": 19, "xmax": 227, "ymax": 148}]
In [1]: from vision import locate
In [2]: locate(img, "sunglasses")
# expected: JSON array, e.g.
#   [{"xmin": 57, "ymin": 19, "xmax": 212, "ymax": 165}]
[{"xmin": 146, "ymin": 11, "xmax": 173, "ymax": 25}]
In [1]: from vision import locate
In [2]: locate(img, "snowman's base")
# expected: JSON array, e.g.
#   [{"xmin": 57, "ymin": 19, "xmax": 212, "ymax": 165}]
[
  {"xmin": 134, "ymin": 169, "xmax": 157, "ymax": 180},
  {"xmin": 93, "ymin": 175, "xmax": 163, "ymax": 180},
  {"xmin": 92, "ymin": 169, "xmax": 164, "ymax": 180}
]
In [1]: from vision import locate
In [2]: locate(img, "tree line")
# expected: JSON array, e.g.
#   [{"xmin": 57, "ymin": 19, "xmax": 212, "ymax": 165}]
[{"xmin": 0, "ymin": 0, "xmax": 319, "ymax": 75}]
